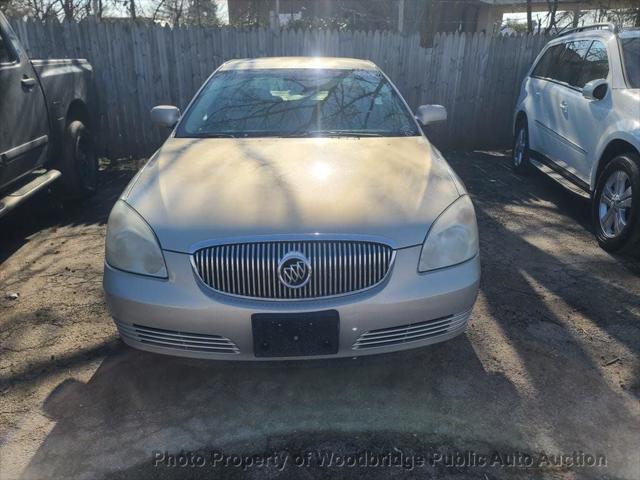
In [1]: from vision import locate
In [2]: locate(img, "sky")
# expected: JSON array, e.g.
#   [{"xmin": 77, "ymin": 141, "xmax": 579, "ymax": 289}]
[{"xmin": 216, "ymin": 0, "xmax": 229, "ymax": 24}]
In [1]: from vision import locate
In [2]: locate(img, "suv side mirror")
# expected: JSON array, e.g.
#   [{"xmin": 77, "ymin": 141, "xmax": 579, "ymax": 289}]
[
  {"xmin": 151, "ymin": 105, "xmax": 181, "ymax": 128},
  {"xmin": 582, "ymin": 79, "xmax": 608, "ymax": 101},
  {"xmin": 415, "ymin": 105, "xmax": 447, "ymax": 125}
]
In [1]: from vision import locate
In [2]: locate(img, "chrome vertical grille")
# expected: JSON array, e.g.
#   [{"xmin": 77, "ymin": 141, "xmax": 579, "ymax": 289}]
[{"xmin": 192, "ymin": 240, "xmax": 394, "ymax": 300}]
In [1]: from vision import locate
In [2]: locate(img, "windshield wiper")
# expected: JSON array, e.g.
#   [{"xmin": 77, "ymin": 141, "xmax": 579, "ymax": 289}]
[
  {"xmin": 198, "ymin": 133, "xmax": 237, "ymax": 138},
  {"xmin": 282, "ymin": 130, "xmax": 385, "ymax": 138}
]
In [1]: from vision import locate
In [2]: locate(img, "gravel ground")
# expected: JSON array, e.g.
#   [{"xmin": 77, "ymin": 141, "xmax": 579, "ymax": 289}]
[{"xmin": 0, "ymin": 151, "xmax": 638, "ymax": 480}]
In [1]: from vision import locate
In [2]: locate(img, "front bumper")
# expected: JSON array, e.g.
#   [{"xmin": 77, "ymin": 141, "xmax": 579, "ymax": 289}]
[{"xmin": 103, "ymin": 246, "xmax": 480, "ymax": 360}]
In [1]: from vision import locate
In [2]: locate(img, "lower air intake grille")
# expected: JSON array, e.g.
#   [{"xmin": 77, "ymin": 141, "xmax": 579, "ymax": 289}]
[
  {"xmin": 116, "ymin": 321, "xmax": 240, "ymax": 354},
  {"xmin": 352, "ymin": 310, "xmax": 471, "ymax": 350}
]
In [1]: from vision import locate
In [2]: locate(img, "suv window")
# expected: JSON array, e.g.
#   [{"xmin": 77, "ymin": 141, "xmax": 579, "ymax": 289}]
[
  {"xmin": 578, "ymin": 40, "xmax": 609, "ymax": 87},
  {"xmin": 620, "ymin": 36, "xmax": 640, "ymax": 88},
  {"xmin": 0, "ymin": 30, "xmax": 16, "ymax": 64},
  {"xmin": 556, "ymin": 40, "xmax": 591, "ymax": 87},
  {"xmin": 532, "ymin": 39, "xmax": 609, "ymax": 89},
  {"xmin": 532, "ymin": 44, "xmax": 565, "ymax": 80}
]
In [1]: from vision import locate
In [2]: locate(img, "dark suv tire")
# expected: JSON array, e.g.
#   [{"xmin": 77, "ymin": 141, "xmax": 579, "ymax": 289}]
[
  {"xmin": 592, "ymin": 153, "xmax": 640, "ymax": 254},
  {"xmin": 512, "ymin": 119, "xmax": 531, "ymax": 174},
  {"xmin": 60, "ymin": 120, "xmax": 98, "ymax": 198}
]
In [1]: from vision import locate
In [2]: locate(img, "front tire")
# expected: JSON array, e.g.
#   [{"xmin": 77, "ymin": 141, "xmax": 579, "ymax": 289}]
[
  {"xmin": 60, "ymin": 120, "xmax": 98, "ymax": 199},
  {"xmin": 512, "ymin": 120, "xmax": 531, "ymax": 174},
  {"xmin": 592, "ymin": 153, "xmax": 640, "ymax": 254}
]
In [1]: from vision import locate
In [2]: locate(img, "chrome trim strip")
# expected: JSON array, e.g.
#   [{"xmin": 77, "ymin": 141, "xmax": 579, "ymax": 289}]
[
  {"xmin": 354, "ymin": 316, "xmax": 468, "ymax": 347},
  {"xmin": 116, "ymin": 321, "xmax": 240, "ymax": 354},
  {"xmin": 188, "ymin": 233, "xmax": 400, "ymax": 254},
  {"xmin": 352, "ymin": 310, "xmax": 471, "ymax": 349},
  {"xmin": 1, "ymin": 135, "xmax": 48, "ymax": 162},
  {"xmin": 359, "ymin": 316, "xmax": 454, "ymax": 340}
]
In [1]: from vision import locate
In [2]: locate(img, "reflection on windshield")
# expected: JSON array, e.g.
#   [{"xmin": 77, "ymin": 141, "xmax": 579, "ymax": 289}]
[{"xmin": 177, "ymin": 68, "xmax": 420, "ymax": 138}]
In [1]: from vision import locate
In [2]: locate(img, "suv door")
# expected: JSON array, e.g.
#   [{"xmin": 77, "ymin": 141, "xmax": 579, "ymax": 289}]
[
  {"xmin": 552, "ymin": 39, "xmax": 610, "ymax": 184},
  {"xmin": 527, "ymin": 43, "xmax": 569, "ymax": 165},
  {"xmin": 0, "ymin": 18, "xmax": 49, "ymax": 191}
]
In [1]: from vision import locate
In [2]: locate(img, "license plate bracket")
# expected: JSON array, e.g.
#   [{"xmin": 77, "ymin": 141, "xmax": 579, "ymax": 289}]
[{"xmin": 252, "ymin": 310, "xmax": 339, "ymax": 358}]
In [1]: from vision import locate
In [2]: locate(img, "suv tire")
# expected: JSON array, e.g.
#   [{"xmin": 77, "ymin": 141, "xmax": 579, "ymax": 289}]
[
  {"xmin": 592, "ymin": 153, "xmax": 640, "ymax": 254},
  {"xmin": 512, "ymin": 120, "xmax": 531, "ymax": 174}
]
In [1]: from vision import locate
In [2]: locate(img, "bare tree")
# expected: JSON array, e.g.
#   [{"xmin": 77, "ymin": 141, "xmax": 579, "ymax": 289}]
[
  {"xmin": 545, "ymin": 0, "xmax": 559, "ymax": 34},
  {"xmin": 571, "ymin": 8, "xmax": 582, "ymax": 28},
  {"xmin": 186, "ymin": 0, "xmax": 218, "ymax": 27},
  {"xmin": 5, "ymin": 0, "xmax": 62, "ymax": 19},
  {"xmin": 153, "ymin": 0, "xmax": 217, "ymax": 27},
  {"xmin": 157, "ymin": 0, "xmax": 186, "ymax": 26},
  {"xmin": 526, "ymin": 0, "xmax": 533, "ymax": 33}
]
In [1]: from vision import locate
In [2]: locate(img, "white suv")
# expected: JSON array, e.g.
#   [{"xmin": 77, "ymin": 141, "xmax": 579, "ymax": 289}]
[{"xmin": 513, "ymin": 25, "xmax": 640, "ymax": 253}]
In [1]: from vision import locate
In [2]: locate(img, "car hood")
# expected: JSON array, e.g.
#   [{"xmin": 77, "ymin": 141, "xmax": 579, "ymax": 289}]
[{"xmin": 124, "ymin": 136, "xmax": 461, "ymax": 252}]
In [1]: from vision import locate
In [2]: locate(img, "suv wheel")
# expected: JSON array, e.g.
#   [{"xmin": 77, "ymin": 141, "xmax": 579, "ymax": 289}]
[
  {"xmin": 512, "ymin": 120, "xmax": 530, "ymax": 174},
  {"xmin": 592, "ymin": 153, "xmax": 640, "ymax": 254},
  {"xmin": 60, "ymin": 120, "xmax": 98, "ymax": 199}
]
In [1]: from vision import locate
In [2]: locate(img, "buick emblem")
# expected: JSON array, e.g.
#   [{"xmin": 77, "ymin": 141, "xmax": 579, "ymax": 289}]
[{"xmin": 278, "ymin": 252, "xmax": 312, "ymax": 289}]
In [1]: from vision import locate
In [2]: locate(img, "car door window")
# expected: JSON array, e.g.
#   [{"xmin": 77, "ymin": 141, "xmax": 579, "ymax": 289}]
[
  {"xmin": 532, "ymin": 44, "xmax": 565, "ymax": 80},
  {"xmin": 556, "ymin": 40, "xmax": 591, "ymax": 88},
  {"xmin": 0, "ymin": 30, "xmax": 16, "ymax": 64},
  {"xmin": 578, "ymin": 40, "xmax": 609, "ymax": 87}
]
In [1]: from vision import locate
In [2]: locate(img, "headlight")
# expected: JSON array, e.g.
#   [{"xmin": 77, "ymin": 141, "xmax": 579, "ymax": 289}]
[
  {"xmin": 418, "ymin": 195, "xmax": 478, "ymax": 272},
  {"xmin": 105, "ymin": 200, "xmax": 168, "ymax": 278}
]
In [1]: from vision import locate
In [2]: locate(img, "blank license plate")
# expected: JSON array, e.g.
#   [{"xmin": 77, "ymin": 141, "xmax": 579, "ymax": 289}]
[{"xmin": 251, "ymin": 310, "xmax": 339, "ymax": 357}]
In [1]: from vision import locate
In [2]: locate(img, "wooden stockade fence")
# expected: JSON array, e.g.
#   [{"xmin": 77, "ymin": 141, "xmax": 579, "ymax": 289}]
[{"xmin": 10, "ymin": 18, "xmax": 548, "ymax": 158}]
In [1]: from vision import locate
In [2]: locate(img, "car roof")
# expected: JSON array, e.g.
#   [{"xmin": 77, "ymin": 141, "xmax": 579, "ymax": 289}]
[
  {"xmin": 549, "ymin": 27, "xmax": 640, "ymax": 45},
  {"xmin": 548, "ymin": 29, "xmax": 615, "ymax": 45},
  {"xmin": 219, "ymin": 57, "xmax": 378, "ymax": 71}
]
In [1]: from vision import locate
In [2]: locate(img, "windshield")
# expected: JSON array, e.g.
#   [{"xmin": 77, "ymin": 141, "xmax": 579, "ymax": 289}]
[
  {"xmin": 176, "ymin": 68, "xmax": 420, "ymax": 138},
  {"xmin": 620, "ymin": 36, "xmax": 640, "ymax": 88}
]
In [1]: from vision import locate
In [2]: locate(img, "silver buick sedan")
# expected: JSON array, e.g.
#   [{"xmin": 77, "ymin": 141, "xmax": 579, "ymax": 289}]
[{"xmin": 103, "ymin": 57, "xmax": 480, "ymax": 360}]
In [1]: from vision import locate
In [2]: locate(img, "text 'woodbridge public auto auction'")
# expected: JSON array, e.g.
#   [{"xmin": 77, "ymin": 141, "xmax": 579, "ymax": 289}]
[{"xmin": 152, "ymin": 449, "xmax": 607, "ymax": 472}]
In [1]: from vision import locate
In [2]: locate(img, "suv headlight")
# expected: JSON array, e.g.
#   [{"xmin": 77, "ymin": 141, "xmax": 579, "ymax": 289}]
[
  {"xmin": 105, "ymin": 200, "xmax": 168, "ymax": 278},
  {"xmin": 418, "ymin": 195, "xmax": 479, "ymax": 272}
]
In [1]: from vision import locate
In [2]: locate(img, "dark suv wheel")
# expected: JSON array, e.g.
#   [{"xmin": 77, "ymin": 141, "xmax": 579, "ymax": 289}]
[
  {"xmin": 512, "ymin": 119, "xmax": 531, "ymax": 174},
  {"xmin": 592, "ymin": 153, "xmax": 640, "ymax": 254},
  {"xmin": 60, "ymin": 120, "xmax": 98, "ymax": 198}
]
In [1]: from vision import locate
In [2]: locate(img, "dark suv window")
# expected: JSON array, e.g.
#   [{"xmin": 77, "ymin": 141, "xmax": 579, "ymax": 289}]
[
  {"xmin": 532, "ymin": 39, "xmax": 609, "ymax": 89},
  {"xmin": 556, "ymin": 40, "xmax": 591, "ymax": 87},
  {"xmin": 620, "ymin": 36, "xmax": 640, "ymax": 88},
  {"xmin": 579, "ymin": 40, "xmax": 609, "ymax": 87},
  {"xmin": 0, "ymin": 31, "xmax": 16, "ymax": 64},
  {"xmin": 532, "ymin": 44, "xmax": 565, "ymax": 79}
]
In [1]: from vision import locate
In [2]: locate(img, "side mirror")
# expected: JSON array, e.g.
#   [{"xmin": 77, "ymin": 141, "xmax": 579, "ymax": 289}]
[
  {"xmin": 415, "ymin": 105, "xmax": 447, "ymax": 126},
  {"xmin": 582, "ymin": 79, "xmax": 608, "ymax": 101},
  {"xmin": 151, "ymin": 105, "xmax": 181, "ymax": 128}
]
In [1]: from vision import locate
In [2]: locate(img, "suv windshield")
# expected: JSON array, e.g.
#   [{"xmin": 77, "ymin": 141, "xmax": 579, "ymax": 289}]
[
  {"xmin": 176, "ymin": 68, "xmax": 420, "ymax": 138},
  {"xmin": 620, "ymin": 36, "xmax": 640, "ymax": 88}
]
